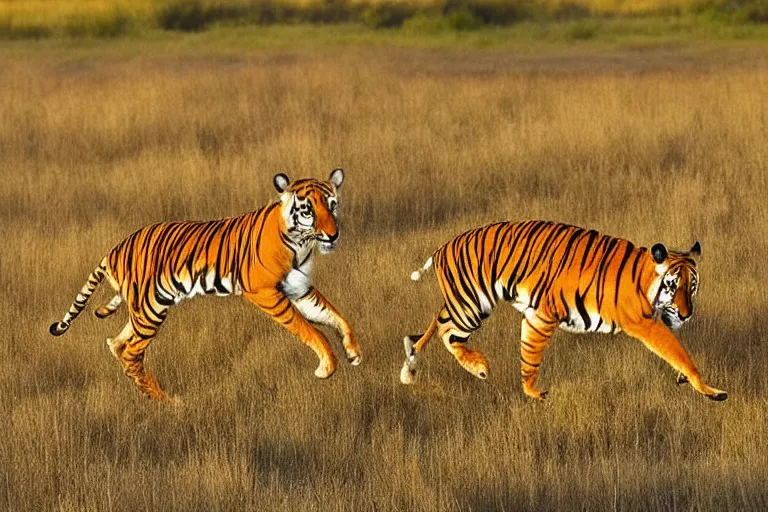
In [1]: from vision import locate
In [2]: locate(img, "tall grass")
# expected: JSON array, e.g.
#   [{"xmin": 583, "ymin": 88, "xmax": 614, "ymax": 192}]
[{"xmin": 1, "ymin": 40, "xmax": 767, "ymax": 510}]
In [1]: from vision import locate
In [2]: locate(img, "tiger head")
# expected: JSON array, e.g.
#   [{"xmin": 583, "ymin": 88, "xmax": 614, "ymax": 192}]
[
  {"xmin": 274, "ymin": 168, "xmax": 344, "ymax": 254},
  {"xmin": 650, "ymin": 241, "xmax": 701, "ymax": 331}
]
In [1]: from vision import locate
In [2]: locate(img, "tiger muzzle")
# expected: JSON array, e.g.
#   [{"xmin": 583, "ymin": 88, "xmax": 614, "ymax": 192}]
[{"xmin": 318, "ymin": 232, "xmax": 339, "ymax": 253}]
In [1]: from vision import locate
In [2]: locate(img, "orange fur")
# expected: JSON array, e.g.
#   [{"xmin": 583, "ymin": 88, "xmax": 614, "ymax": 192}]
[
  {"xmin": 50, "ymin": 169, "xmax": 361, "ymax": 400},
  {"xmin": 401, "ymin": 221, "xmax": 726, "ymax": 401}
]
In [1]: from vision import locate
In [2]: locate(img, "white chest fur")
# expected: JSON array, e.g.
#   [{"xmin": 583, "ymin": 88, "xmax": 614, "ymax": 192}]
[{"xmin": 281, "ymin": 256, "xmax": 313, "ymax": 300}]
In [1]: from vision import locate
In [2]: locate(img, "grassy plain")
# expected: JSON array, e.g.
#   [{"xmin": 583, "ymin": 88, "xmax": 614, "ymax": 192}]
[{"xmin": 1, "ymin": 30, "xmax": 767, "ymax": 510}]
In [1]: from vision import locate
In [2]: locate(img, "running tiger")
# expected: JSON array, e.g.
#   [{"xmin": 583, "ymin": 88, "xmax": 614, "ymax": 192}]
[
  {"xmin": 50, "ymin": 169, "xmax": 361, "ymax": 401},
  {"xmin": 400, "ymin": 220, "xmax": 726, "ymax": 401}
]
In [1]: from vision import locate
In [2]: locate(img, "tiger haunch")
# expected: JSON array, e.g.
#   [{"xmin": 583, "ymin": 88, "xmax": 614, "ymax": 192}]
[{"xmin": 401, "ymin": 220, "xmax": 726, "ymax": 402}]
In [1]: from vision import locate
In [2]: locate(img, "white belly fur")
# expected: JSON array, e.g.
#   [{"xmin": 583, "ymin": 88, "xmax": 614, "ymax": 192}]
[{"xmin": 507, "ymin": 284, "xmax": 619, "ymax": 334}]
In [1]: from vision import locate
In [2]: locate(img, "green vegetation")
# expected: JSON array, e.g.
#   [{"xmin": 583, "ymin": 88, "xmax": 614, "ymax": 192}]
[{"xmin": 1, "ymin": 0, "xmax": 768, "ymax": 40}]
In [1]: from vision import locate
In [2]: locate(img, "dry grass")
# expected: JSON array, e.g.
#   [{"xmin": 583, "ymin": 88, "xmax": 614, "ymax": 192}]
[{"xmin": 1, "ymin": 38, "xmax": 767, "ymax": 510}]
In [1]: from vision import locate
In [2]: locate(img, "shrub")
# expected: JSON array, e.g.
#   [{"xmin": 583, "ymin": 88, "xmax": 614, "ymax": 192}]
[
  {"xmin": 734, "ymin": 3, "xmax": 768, "ymax": 23},
  {"xmin": 550, "ymin": 2, "xmax": 591, "ymax": 21},
  {"xmin": 401, "ymin": 13, "xmax": 450, "ymax": 33},
  {"xmin": 446, "ymin": 8, "xmax": 483, "ymax": 30},
  {"xmin": 156, "ymin": 0, "xmax": 210, "ymax": 32},
  {"xmin": 465, "ymin": 0, "xmax": 538, "ymax": 25},
  {"xmin": 64, "ymin": 10, "xmax": 134, "ymax": 38},
  {"xmin": 361, "ymin": 2, "xmax": 414, "ymax": 29},
  {"xmin": 298, "ymin": 0, "xmax": 359, "ymax": 24},
  {"xmin": 0, "ymin": 22, "xmax": 51, "ymax": 40},
  {"xmin": 566, "ymin": 20, "xmax": 597, "ymax": 40},
  {"xmin": 249, "ymin": 2, "xmax": 293, "ymax": 25},
  {"xmin": 687, "ymin": 0, "xmax": 739, "ymax": 21}
]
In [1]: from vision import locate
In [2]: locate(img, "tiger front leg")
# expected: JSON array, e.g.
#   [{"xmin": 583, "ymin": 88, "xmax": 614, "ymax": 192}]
[
  {"xmin": 245, "ymin": 289, "xmax": 337, "ymax": 378},
  {"xmin": 623, "ymin": 319, "xmax": 727, "ymax": 401},
  {"xmin": 519, "ymin": 311, "xmax": 558, "ymax": 400},
  {"xmin": 293, "ymin": 288, "xmax": 361, "ymax": 366}
]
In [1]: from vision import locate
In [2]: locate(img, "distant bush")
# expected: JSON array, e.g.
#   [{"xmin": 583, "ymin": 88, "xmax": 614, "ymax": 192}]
[
  {"xmin": 464, "ymin": 0, "xmax": 539, "ymax": 25},
  {"xmin": 157, "ymin": 0, "xmax": 265, "ymax": 31},
  {"xmin": 686, "ymin": 0, "xmax": 755, "ymax": 22},
  {"xmin": 566, "ymin": 20, "xmax": 597, "ymax": 40},
  {"xmin": 446, "ymin": 8, "xmax": 483, "ymax": 29},
  {"xmin": 157, "ymin": 0, "xmax": 211, "ymax": 31},
  {"xmin": 64, "ymin": 10, "xmax": 135, "ymax": 38},
  {"xmin": 402, "ymin": 13, "xmax": 450, "ymax": 33},
  {"xmin": 299, "ymin": 0, "xmax": 361, "ymax": 24},
  {"xmin": 244, "ymin": 2, "xmax": 292, "ymax": 25},
  {"xmin": 361, "ymin": 2, "xmax": 414, "ymax": 28},
  {"xmin": 0, "ymin": 22, "xmax": 51, "ymax": 40},
  {"xmin": 734, "ymin": 2, "xmax": 768, "ymax": 23},
  {"xmin": 550, "ymin": 2, "xmax": 592, "ymax": 21}
]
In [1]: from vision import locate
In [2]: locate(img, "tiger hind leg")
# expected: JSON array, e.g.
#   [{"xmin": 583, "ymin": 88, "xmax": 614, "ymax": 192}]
[
  {"xmin": 399, "ymin": 312, "xmax": 439, "ymax": 384},
  {"xmin": 437, "ymin": 309, "xmax": 488, "ymax": 380},
  {"xmin": 520, "ymin": 312, "xmax": 558, "ymax": 400},
  {"xmin": 95, "ymin": 294, "xmax": 123, "ymax": 319},
  {"xmin": 108, "ymin": 320, "xmax": 170, "ymax": 402}
]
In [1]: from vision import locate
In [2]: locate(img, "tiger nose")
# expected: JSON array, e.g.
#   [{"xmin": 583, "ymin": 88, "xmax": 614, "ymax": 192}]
[{"xmin": 323, "ymin": 232, "xmax": 338, "ymax": 243}]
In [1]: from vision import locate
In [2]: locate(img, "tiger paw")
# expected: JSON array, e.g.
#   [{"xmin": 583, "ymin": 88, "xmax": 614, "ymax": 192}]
[
  {"xmin": 456, "ymin": 348, "xmax": 489, "ymax": 380},
  {"xmin": 343, "ymin": 335, "xmax": 362, "ymax": 366},
  {"xmin": 314, "ymin": 357, "xmax": 337, "ymax": 379},
  {"xmin": 346, "ymin": 349, "xmax": 362, "ymax": 366},
  {"xmin": 522, "ymin": 382, "xmax": 548, "ymax": 400},
  {"xmin": 400, "ymin": 362, "xmax": 416, "ymax": 385},
  {"xmin": 524, "ymin": 389, "xmax": 548, "ymax": 400},
  {"xmin": 705, "ymin": 387, "xmax": 728, "ymax": 401}
]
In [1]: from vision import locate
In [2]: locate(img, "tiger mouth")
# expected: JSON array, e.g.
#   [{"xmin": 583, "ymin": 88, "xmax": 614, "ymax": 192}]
[
  {"xmin": 319, "ymin": 240, "xmax": 337, "ymax": 253},
  {"xmin": 661, "ymin": 306, "xmax": 686, "ymax": 331},
  {"xmin": 316, "ymin": 232, "xmax": 338, "ymax": 253}
]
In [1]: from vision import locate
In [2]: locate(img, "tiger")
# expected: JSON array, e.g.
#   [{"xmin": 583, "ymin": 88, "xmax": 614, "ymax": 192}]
[
  {"xmin": 400, "ymin": 220, "xmax": 727, "ymax": 401},
  {"xmin": 49, "ymin": 169, "xmax": 362, "ymax": 401}
]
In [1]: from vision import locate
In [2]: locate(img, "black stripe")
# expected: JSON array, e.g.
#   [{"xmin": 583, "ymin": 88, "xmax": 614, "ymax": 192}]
[
  {"xmin": 559, "ymin": 289, "xmax": 571, "ymax": 323},
  {"xmin": 595, "ymin": 238, "xmax": 619, "ymax": 309},
  {"xmin": 524, "ymin": 318, "xmax": 547, "ymax": 338},
  {"xmin": 613, "ymin": 242, "xmax": 635, "ymax": 306},
  {"xmin": 574, "ymin": 291, "xmax": 591, "ymax": 331},
  {"xmin": 504, "ymin": 221, "xmax": 544, "ymax": 291},
  {"xmin": 579, "ymin": 230, "xmax": 599, "ymax": 270},
  {"xmin": 521, "ymin": 356, "xmax": 540, "ymax": 368},
  {"xmin": 254, "ymin": 203, "xmax": 279, "ymax": 267},
  {"xmin": 631, "ymin": 249, "xmax": 645, "ymax": 282}
]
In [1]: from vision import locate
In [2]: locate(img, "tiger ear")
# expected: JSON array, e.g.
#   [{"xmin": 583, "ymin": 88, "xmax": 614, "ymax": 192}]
[
  {"xmin": 329, "ymin": 168, "xmax": 344, "ymax": 189},
  {"xmin": 651, "ymin": 243, "xmax": 668, "ymax": 264},
  {"xmin": 690, "ymin": 241, "xmax": 702, "ymax": 257},
  {"xmin": 273, "ymin": 173, "xmax": 290, "ymax": 193}
]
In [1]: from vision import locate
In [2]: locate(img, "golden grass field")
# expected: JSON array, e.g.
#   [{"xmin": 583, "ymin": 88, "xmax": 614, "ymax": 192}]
[{"xmin": 1, "ymin": 33, "xmax": 767, "ymax": 510}]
